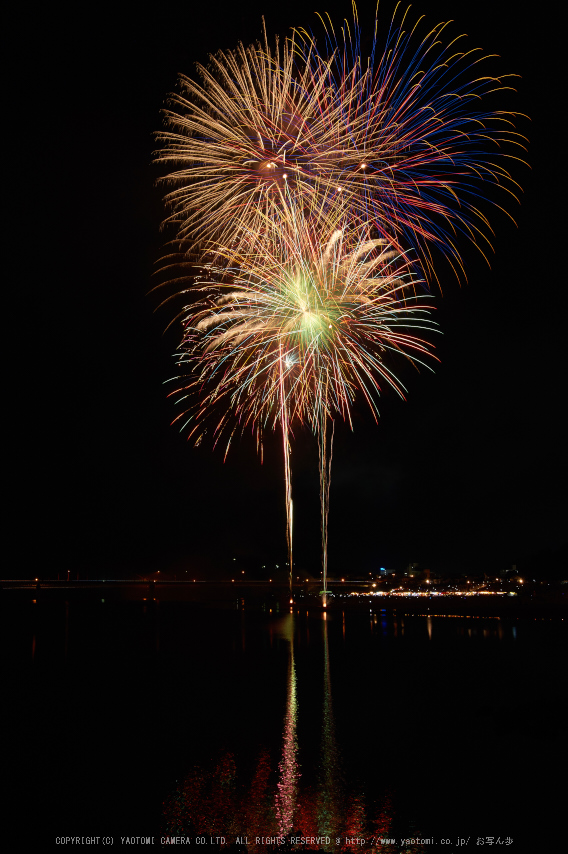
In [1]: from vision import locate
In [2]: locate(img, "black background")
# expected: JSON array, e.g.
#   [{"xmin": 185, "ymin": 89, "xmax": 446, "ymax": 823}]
[{"xmin": 9, "ymin": 0, "xmax": 565, "ymax": 581}]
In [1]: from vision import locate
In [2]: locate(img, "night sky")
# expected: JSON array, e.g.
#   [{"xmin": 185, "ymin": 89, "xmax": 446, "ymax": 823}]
[{"xmin": 12, "ymin": 0, "xmax": 565, "ymax": 581}]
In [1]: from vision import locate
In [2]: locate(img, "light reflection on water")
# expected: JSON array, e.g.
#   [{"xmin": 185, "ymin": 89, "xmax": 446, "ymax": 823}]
[
  {"xmin": 275, "ymin": 615, "xmax": 299, "ymax": 836},
  {"xmin": 163, "ymin": 610, "xmax": 432, "ymax": 851}
]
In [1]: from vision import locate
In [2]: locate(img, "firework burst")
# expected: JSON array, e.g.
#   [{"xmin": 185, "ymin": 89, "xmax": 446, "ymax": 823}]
[
  {"xmin": 156, "ymin": 6, "xmax": 527, "ymax": 285},
  {"xmin": 163, "ymin": 200, "xmax": 437, "ymax": 591}
]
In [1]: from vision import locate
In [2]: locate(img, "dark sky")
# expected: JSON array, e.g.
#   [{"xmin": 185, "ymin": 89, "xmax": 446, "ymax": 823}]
[{"xmin": 11, "ymin": 0, "xmax": 565, "ymax": 580}]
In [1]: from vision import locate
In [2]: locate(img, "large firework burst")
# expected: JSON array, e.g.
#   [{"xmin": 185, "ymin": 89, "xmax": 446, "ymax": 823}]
[
  {"xmin": 156, "ymin": 6, "xmax": 526, "ymax": 285},
  {"xmin": 164, "ymin": 200, "xmax": 437, "ymax": 591}
]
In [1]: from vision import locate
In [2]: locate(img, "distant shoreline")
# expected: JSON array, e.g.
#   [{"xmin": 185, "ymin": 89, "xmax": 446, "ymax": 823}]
[{"xmin": 2, "ymin": 579, "xmax": 565, "ymax": 619}]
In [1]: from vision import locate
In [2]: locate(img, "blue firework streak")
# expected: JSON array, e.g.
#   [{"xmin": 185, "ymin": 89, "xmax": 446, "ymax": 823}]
[{"xmin": 292, "ymin": 4, "xmax": 528, "ymax": 284}]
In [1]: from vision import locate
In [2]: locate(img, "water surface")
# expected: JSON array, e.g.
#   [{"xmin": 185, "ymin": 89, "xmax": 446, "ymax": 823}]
[{"xmin": 3, "ymin": 594, "xmax": 565, "ymax": 850}]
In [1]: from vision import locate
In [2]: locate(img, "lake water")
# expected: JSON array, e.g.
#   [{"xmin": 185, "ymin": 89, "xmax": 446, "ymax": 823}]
[{"xmin": 3, "ymin": 592, "xmax": 566, "ymax": 850}]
